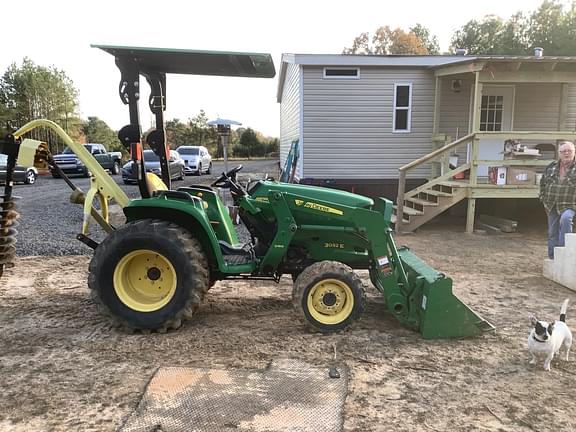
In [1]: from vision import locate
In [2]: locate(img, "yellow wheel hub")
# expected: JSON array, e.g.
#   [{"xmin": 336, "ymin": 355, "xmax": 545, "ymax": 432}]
[
  {"xmin": 113, "ymin": 249, "xmax": 177, "ymax": 312},
  {"xmin": 307, "ymin": 278, "xmax": 354, "ymax": 325}
]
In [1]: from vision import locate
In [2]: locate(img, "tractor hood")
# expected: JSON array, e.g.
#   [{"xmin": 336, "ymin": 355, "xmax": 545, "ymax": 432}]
[{"xmin": 252, "ymin": 181, "xmax": 374, "ymax": 209}]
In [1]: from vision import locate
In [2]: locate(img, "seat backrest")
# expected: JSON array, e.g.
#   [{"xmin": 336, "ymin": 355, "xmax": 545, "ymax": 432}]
[{"xmin": 145, "ymin": 173, "xmax": 168, "ymax": 194}]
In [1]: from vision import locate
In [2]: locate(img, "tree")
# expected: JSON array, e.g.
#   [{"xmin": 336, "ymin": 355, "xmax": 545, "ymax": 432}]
[
  {"xmin": 234, "ymin": 128, "xmax": 261, "ymax": 158},
  {"xmin": 188, "ymin": 110, "xmax": 218, "ymax": 151},
  {"xmin": 0, "ymin": 58, "xmax": 81, "ymax": 153},
  {"xmin": 0, "ymin": 58, "xmax": 80, "ymax": 141},
  {"xmin": 526, "ymin": 0, "xmax": 574, "ymax": 54},
  {"xmin": 450, "ymin": 14, "xmax": 529, "ymax": 54},
  {"xmin": 165, "ymin": 118, "xmax": 192, "ymax": 148},
  {"xmin": 343, "ymin": 25, "xmax": 437, "ymax": 55},
  {"xmin": 450, "ymin": 1, "xmax": 576, "ymax": 55},
  {"xmin": 410, "ymin": 24, "xmax": 441, "ymax": 55},
  {"xmin": 82, "ymin": 117, "xmax": 124, "ymax": 153}
]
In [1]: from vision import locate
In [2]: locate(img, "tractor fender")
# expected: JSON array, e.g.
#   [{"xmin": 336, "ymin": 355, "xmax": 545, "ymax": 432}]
[{"xmin": 123, "ymin": 199, "xmax": 226, "ymax": 271}]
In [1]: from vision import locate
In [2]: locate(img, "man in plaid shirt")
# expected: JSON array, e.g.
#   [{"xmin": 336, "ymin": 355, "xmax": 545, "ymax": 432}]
[{"xmin": 539, "ymin": 140, "xmax": 576, "ymax": 259}]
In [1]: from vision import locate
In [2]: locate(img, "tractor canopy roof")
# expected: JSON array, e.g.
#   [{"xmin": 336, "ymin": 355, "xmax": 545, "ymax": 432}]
[{"xmin": 92, "ymin": 44, "xmax": 276, "ymax": 78}]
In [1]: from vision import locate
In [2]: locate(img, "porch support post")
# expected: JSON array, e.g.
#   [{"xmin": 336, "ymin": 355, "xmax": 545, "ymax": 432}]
[
  {"xmin": 467, "ymin": 72, "xmax": 481, "ymax": 234},
  {"xmin": 466, "ymin": 198, "xmax": 476, "ymax": 233},
  {"xmin": 471, "ymin": 72, "xmax": 481, "ymax": 132},
  {"xmin": 558, "ymin": 83, "xmax": 568, "ymax": 130},
  {"xmin": 433, "ymin": 77, "xmax": 442, "ymax": 135},
  {"xmin": 466, "ymin": 137, "xmax": 480, "ymax": 234},
  {"xmin": 432, "ymin": 77, "xmax": 443, "ymax": 177}
]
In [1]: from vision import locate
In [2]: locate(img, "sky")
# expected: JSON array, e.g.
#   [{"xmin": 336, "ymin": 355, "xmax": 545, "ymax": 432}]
[{"xmin": 1, "ymin": 0, "xmax": 570, "ymax": 138}]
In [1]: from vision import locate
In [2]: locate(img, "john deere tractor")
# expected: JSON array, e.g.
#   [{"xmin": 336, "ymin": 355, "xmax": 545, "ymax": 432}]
[{"xmin": 0, "ymin": 46, "xmax": 494, "ymax": 338}]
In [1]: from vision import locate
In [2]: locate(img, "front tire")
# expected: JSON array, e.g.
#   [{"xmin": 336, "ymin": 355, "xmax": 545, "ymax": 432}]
[
  {"xmin": 88, "ymin": 219, "xmax": 209, "ymax": 332},
  {"xmin": 25, "ymin": 169, "xmax": 37, "ymax": 184},
  {"xmin": 111, "ymin": 161, "xmax": 121, "ymax": 175},
  {"xmin": 292, "ymin": 261, "xmax": 366, "ymax": 333}
]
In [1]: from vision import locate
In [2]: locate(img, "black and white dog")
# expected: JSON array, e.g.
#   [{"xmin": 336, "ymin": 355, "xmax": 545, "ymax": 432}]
[{"xmin": 528, "ymin": 299, "xmax": 572, "ymax": 371}]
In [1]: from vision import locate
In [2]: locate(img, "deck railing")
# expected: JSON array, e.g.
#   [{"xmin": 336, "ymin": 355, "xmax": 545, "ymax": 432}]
[{"xmin": 395, "ymin": 131, "xmax": 576, "ymax": 232}]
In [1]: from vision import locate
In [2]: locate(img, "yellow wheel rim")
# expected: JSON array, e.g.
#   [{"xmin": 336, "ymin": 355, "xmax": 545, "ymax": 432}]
[
  {"xmin": 113, "ymin": 249, "xmax": 177, "ymax": 312},
  {"xmin": 307, "ymin": 278, "xmax": 354, "ymax": 325}
]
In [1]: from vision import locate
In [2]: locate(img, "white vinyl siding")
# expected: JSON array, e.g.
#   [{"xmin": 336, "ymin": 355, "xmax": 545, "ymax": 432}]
[
  {"xmin": 393, "ymin": 83, "xmax": 412, "ymax": 133},
  {"xmin": 280, "ymin": 63, "xmax": 302, "ymax": 175},
  {"xmin": 438, "ymin": 77, "xmax": 472, "ymax": 139},
  {"xmin": 301, "ymin": 67, "xmax": 434, "ymax": 179},
  {"xmin": 566, "ymin": 84, "xmax": 576, "ymax": 130},
  {"xmin": 514, "ymin": 83, "xmax": 561, "ymax": 131}
]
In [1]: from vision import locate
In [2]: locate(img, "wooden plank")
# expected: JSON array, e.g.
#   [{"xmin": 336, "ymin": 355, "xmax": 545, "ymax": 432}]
[
  {"xmin": 474, "ymin": 159, "xmax": 551, "ymax": 167},
  {"xmin": 475, "ymin": 131, "xmax": 576, "ymax": 140},
  {"xmin": 405, "ymin": 197, "xmax": 439, "ymax": 207},
  {"xmin": 469, "ymin": 189, "xmax": 539, "ymax": 199},
  {"xmin": 478, "ymin": 214, "xmax": 518, "ymax": 233},
  {"xmin": 475, "ymin": 221, "xmax": 502, "ymax": 235}
]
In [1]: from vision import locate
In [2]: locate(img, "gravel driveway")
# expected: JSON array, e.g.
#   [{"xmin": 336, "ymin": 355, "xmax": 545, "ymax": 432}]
[{"xmin": 9, "ymin": 159, "xmax": 279, "ymax": 256}]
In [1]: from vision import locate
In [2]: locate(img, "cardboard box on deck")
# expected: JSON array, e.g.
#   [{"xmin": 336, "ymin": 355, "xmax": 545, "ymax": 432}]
[
  {"xmin": 488, "ymin": 167, "xmax": 507, "ymax": 185},
  {"xmin": 506, "ymin": 167, "xmax": 536, "ymax": 185}
]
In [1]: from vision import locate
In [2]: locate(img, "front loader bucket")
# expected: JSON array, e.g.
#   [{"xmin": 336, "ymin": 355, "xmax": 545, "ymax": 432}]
[{"xmin": 398, "ymin": 249, "xmax": 495, "ymax": 339}]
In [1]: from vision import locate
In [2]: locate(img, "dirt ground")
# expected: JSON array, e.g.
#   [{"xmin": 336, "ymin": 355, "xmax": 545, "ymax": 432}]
[{"xmin": 1, "ymin": 221, "xmax": 576, "ymax": 432}]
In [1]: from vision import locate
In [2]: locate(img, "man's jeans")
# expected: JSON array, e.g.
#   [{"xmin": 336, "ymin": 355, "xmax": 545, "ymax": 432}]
[{"xmin": 547, "ymin": 208, "xmax": 575, "ymax": 259}]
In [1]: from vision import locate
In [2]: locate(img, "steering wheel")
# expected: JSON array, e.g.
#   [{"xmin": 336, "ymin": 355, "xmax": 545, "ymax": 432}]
[{"xmin": 211, "ymin": 164, "xmax": 243, "ymax": 189}]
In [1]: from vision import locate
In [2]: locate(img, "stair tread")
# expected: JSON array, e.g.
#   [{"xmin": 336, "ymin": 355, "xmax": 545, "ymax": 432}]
[
  {"xmin": 394, "ymin": 206, "xmax": 423, "ymax": 216},
  {"xmin": 405, "ymin": 197, "xmax": 439, "ymax": 206},
  {"xmin": 417, "ymin": 189, "xmax": 453, "ymax": 197},
  {"xmin": 390, "ymin": 214, "xmax": 410, "ymax": 224},
  {"xmin": 437, "ymin": 181, "xmax": 469, "ymax": 187}
]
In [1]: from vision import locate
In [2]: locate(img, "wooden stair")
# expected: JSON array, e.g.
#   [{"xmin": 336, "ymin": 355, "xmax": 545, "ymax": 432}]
[{"xmin": 392, "ymin": 181, "xmax": 468, "ymax": 231}]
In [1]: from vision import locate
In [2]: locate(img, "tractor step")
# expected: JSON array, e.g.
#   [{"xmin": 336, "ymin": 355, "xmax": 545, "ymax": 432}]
[{"xmin": 223, "ymin": 254, "xmax": 253, "ymax": 265}]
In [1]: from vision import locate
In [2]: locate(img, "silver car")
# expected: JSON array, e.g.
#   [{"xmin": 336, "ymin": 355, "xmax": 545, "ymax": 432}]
[
  {"xmin": 0, "ymin": 154, "xmax": 38, "ymax": 185},
  {"xmin": 176, "ymin": 145, "xmax": 212, "ymax": 176},
  {"xmin": 121, "ymin": 150, "xmax": 185, "ymax": 184}
]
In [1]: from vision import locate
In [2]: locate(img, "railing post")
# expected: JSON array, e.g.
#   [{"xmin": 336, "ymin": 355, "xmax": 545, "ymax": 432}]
[{"xmin": 396, "ymin": 170, "xmax": 406, "ymax": 233}]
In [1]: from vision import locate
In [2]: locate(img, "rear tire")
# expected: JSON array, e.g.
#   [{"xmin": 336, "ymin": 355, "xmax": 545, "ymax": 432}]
[
  {"xmin": 88, "ymin": 219, "xmax": 209, "ymax": 332},
  {"xmin": 207, "ymin": 162, "xmax": 212, "ymax": 174},
  {"xmin": 292, "ymin": 261, "xmax": 366, "ymax": 333}
]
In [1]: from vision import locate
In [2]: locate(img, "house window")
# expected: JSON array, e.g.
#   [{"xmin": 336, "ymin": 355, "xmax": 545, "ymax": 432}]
[
  {"xmin": 323, "ymin": 68, "xmax": 360, "ymax": 79},
  {"xmin": 393, "ymin": 83, "xmax": 412, "ymax": 132},
  {"xmin": 480, "ymin": 95, "xmax": 503, "ymax": 131}
]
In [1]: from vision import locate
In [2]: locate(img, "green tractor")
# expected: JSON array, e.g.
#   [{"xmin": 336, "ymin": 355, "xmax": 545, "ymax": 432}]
[{"xmin": 0, "ymin": 46, "xmax": 494, "ymax": 339}]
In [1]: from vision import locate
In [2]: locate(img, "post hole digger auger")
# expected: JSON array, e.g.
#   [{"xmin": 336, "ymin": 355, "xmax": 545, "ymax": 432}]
[{"xmin": 0, "ymin": 45, "xmax": 495, "ymax": 338}]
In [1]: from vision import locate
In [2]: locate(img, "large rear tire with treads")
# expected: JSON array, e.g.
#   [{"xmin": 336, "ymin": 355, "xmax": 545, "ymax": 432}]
[{"xmin": 88, "ymin": 219, "xmax": 209, "ymax": 332}]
